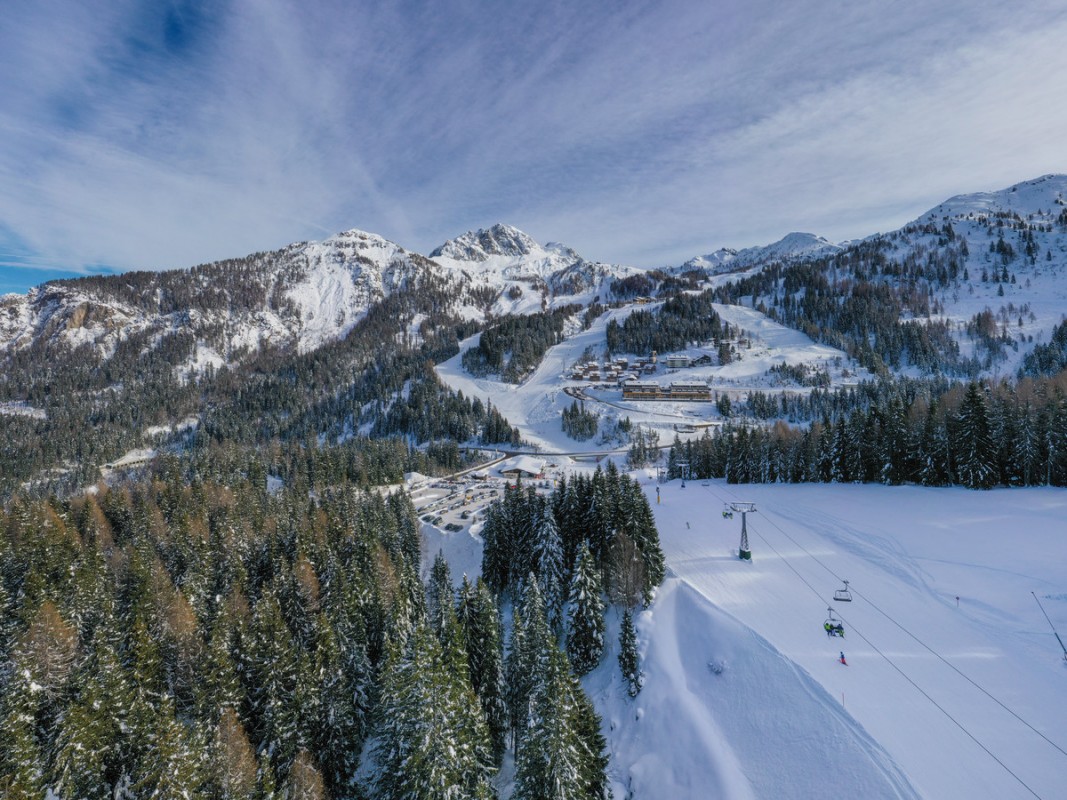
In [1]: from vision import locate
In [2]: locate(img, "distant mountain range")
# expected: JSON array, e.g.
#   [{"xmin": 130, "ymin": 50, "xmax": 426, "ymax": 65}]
[
  {"xmin": 1, "ymin": 174, "xmax": 1065, "ymax": 379},
  {"xmin": 1, "ymin": 173, "xmax": 1066, "ymax": 496}
]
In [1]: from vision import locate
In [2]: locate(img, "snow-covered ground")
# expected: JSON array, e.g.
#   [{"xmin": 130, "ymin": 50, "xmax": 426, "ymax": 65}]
[
  {"xmin": 434, "ymin": 305, "xmax": 654, "ymax": 452},
  {"xmin": 427, "ymin": 474, "xmax": 1067, "ymax": 799},
  {"xmin": 434, "ymin": 299, "xmax": 868, "ymax": 452},
  {"xmin": 610, "ymin": 479, "xmax": 1067, "ymax": 799}
]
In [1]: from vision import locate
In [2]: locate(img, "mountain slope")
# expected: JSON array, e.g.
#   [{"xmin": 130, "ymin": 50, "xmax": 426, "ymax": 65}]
[
  {"xmin": 682, "ymin": 232, "xmax": 843, "ymax": 274},
  {"xmin": 431, "ymin": 223, "xmax": 646, "ymax": 315},
  {"xmin": 711, "ymin": 174, "xmax": 1067, "ymax": 377},
  {"xmin": 0, "ymin": 228, "xmax": 463, "ymax": 367}
]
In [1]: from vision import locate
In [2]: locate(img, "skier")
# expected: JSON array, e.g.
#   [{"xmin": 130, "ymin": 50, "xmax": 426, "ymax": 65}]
[
  {"xmin": 834, "ymin": 623, "xmax": 844, "ymax": 637},
  {"xmin": 839, "ymin": 651, "xmax": 847, "ymax": 665},
  {"xmin": 824, "ymin": 621, "xmax": 832, "ymax": 637}
]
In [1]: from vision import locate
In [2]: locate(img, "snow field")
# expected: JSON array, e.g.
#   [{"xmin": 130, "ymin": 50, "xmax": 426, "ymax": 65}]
[
  {"xmin": 423, "ymin": 470, "xmax": 1067, "ymax": 798},
  {"xmin": 645, "ymin": 480, "xmax": 1067, "ymax": 799}
]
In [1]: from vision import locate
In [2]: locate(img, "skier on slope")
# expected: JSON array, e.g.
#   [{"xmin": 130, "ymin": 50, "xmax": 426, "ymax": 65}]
[{"xmin": 839, "ymin": 651, "xmax": 847, "ymax": 665}]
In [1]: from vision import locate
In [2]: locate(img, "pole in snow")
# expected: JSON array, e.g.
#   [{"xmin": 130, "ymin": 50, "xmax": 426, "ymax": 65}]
[
  {"xmin": 728, "ymin": 502, "xmax": 757, "ymax": 560},
  {"xmin": 1032, "ymin": 592, "xmax": 1067, "ymax": 661}
]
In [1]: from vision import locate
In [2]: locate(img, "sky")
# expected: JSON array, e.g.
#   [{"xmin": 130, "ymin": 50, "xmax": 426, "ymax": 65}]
[{"xmin": 2, "ymin": 0, "xmax": 1067, "ymax": 293}]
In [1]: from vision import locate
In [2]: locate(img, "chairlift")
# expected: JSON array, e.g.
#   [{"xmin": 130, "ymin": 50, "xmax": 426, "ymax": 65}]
[
  {"xmin": 833, "ymin": 580, "xmax": 852, "ymax": 603},
  {"xmin": 721, "ymin": 505, "xmax": 734, "ymax": 520},
  {"xmin": 823, "ymin": 607, "xmax": 845, "ymax": 638}
]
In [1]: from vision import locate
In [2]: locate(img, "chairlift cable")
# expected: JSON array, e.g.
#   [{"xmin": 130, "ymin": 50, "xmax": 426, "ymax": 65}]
[
  {"xmin": 696, "ymin": 481, "xmax": 1059, "ymax": 795},
  {"xmin": 718, "ymin": 484, "xmax": 1067, "ymax": 762},
  {"xmin": 739, "ymin": 502, "xmax": 1044, "ymax": 798}
]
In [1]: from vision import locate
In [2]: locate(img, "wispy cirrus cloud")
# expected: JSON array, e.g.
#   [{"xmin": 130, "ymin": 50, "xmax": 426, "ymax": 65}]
[{"xmin": 1, "ymin": 0, "xmax": 1065, "ymax": 291}]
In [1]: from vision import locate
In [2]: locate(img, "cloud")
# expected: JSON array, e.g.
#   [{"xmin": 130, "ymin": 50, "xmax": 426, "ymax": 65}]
[{"xmin": 0, "ymin": 0, "xmax": 1065, "ymax": 286}]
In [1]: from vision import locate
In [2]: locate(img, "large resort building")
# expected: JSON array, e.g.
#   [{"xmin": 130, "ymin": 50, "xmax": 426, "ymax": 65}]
[{"xmin": 621, "ymin": 380, "xmax": 712, "ymax": 401}]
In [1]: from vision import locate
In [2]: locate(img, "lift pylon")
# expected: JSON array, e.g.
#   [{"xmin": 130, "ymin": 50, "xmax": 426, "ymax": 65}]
[{"xmin": 728, "ymin": 502, "xmax": 757, "ymax": 560}]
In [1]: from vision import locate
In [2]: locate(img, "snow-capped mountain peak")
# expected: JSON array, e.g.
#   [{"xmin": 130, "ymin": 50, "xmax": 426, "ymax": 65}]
[
  {"xmin": 430, "ymin": 223, "xmax": 543, "ymax": 262},
  {"xmin": 916, "ymin": 173, "xmax": 1067, "ymax": 224},
  {"xmin": 682, "ymin": 231, "xmax": 840, "ymax": 273}
]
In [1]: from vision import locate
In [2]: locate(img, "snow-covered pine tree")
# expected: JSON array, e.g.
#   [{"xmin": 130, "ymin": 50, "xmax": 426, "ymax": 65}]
[
  {"xmin": 624, "ymin": 478, "xmax": 665, "ymax": 604},
  {"xmin": 427, "ymin": 550, "xmax": 454, "ymax": 639},
  {"xmin": 196, "ymin": 597, "xmax": 244, "ymax": 721},
  {"xmin": 955, "ymin": 382, "xmax": 998, "ymax": 489},
  {"xmin": 0, "ymin": 664, "xmax": 46, "ymax": 799},
  {"xmin": 1016, "ymin": 401, "xmax": 1039, "ymax": 486},
  {"xmin": 566, "ymin": 545, "xmax": 605, "ymax": 676},
  {"xmin": 507, "ymin": 578, "xmax": 555, "ymax": 755},
  {"xmin": 309, "ymin": 618, "xmax": 363, "ymax": 794},
  {"xmin": 459, "ymin": 577, "xmax": 508, "ymax": 765},
  {"xmin": 568, "ymin": 669, "xmax": 610, "ymax": 799},
  {"xmin": 533, "ymin": 499, "xmax": 566, "ymax": 630},
  {"xmin": 50, "ymin": 625, "xmax": 130, "ymax": 798},
  {"xmin": 618, "ymin": 608, "xmax": 643, "ymax": 697},
  {"xmin": 130, "ymin": 693, "xmax": 207, "ymax": 799},
  {"xmin": 480, "ymin": 501, "xmax": 511, "ymax": 597},
  {"xmin": 374, "ymin": 624, "xmax": 494, "ymax": 800},
  {"xmin": 247, "ymin": 587, "xmax": 303, "ymax": 775},
  {"xmin": 513, "ymin": 647, "xmax": 585, "ymax": 800},
  {"xmin": 915, "ymin": 399, "xmax": 949, "ymax": 486}
]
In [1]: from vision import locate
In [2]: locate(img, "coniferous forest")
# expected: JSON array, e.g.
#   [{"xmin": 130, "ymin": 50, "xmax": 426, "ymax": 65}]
[
  {"xmin": 669, "ymin": 378, "xmax": 1067, "ymax": 489},
  {"xmin": 0, "ymin": 454, "xmax": 660, "ymax": 798}
]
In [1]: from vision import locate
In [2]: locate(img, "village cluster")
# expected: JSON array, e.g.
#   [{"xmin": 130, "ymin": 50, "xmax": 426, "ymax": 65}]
[{"xmin": 570, "ymin": 350, "xmax": 717, "ymax": 401}]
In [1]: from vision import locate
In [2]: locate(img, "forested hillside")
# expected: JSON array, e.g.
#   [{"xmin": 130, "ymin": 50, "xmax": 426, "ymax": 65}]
[{"xmin": 0, "ymin": 457, "xmax": 663, "ymax": 797}]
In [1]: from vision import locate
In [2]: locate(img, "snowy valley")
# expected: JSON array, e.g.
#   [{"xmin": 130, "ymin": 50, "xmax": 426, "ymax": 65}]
[{"xmin": 1, "ymin": 175, "xmax": 1066, "ymax": 799}]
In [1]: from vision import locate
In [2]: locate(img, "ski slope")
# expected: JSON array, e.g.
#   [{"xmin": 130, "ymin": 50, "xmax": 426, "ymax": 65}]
[
  {"xmin": 424, "ymin": 470, "xmax": 1067, "ymax": 798},
  {"xmin": 616, "ymin": 479, "xmax": 1067, "ymax": 799},
  {"xmin": 434, "ymin": 300, "xmax": 869, "ymax": 453}
]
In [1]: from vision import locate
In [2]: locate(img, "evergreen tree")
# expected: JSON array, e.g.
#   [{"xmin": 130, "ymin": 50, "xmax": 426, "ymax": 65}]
[
  {"xmin": 533, "ymin": 500, "xmax": 566, "ymax": 630},
  {"xmin": 915, "ymin": 399, "xmax": 949, "ymax": 486},
  {"xmin": 618, "ymin": 608, "xmax": 643, "ymax": 697},
  {"xmin": 197, "ymin": 598, "xmax": 245, "ymax": 722},
  {"xmin": 507, "ymin": 579, "xmax": 555, "ymax": 756},
  {"xmin": 374, "ymin": 624, "xmax": 494, "ymax": 800},
  {"xmin": 459, "ymin": 578, "xmax": 509, "ymax": 765},
  {"xmin": 566, "ymin": 546, "xmax": 605, "ymax": 676},
  {"xmin": 955, "ymin": 383, "xmax": 998, "ymax": 489},
  {"xmin": 131, "ymin": 694, "xmax": 207, "ymax": 799},
  {"xmin": 569, "ymin": 671, "xmax": 610, "ymax": 800},
  {"xmin": 50, "ymin": 625, "xmax": 130, "ymax": 798},
  {"xmin": 0, "ymin": 665, "xmax": 46, "ymax": 800},
  {"xmin": 427, "ymin": 550, "xmax": 454, "ymax": 639},
  {"xmin": 310, "ymin": 618, "xmax": 364, "ymax": 794},
  {"xmin": 513, "ymin": 648, "xmax": 585, "ymax": 800},
  {"xmin": 247, "ymin": 588, "xmax": 303, "ymax": 776}
]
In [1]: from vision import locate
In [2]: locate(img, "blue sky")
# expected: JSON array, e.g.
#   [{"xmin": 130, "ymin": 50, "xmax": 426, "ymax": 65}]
[{"xmin": 2, "ymin": 0, "xmax": 1066, "ymax": 293}]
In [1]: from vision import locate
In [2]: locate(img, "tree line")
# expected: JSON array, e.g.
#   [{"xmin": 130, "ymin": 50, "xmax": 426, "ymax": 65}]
[{"xmin": 669, "ymin": 378, "xmax": 1067, "ymax": 489}]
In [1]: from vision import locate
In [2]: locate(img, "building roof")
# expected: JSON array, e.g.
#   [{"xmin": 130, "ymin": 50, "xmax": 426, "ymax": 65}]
[{"xmin": 498, "ymin": 455, "xmax": 545, "ymax": 476}]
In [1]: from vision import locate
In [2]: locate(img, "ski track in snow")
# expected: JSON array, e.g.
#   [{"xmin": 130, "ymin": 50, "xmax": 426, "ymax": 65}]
[
  {"xmin": 648, "ymin": 480, "xmax": 1067, "ymax": 799},
  {"xmin": 429, "ymin": 470, "xmax": 1067, "ymax": 799}
]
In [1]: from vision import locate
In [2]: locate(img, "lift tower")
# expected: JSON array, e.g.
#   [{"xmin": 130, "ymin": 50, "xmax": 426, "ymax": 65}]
[{"xmin": 729, "ymin": 502, "xmax": 757, "ymax": 560}]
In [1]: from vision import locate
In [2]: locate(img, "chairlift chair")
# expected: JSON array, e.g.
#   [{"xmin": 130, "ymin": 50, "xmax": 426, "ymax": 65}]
[
  {"xmin": 823, "ymin": 607, "xmax": 845, "ymax": 637},
  {"xmin": 721, "ymin": 505, "xmax": 734, "ymax": 520},
  {"xmin": 833, "ymin": 580, "xmax": 852, "ymax": 602}
]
